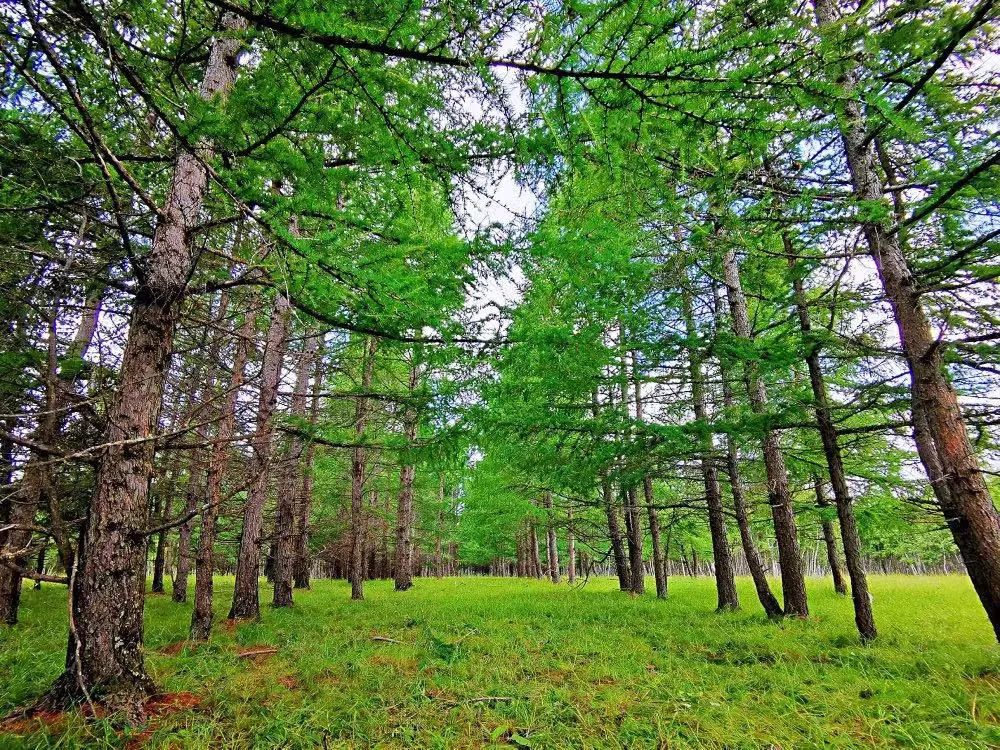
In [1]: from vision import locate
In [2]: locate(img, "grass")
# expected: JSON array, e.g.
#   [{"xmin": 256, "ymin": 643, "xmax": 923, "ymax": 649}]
[{"xmin": 1, "ymin": 575, "xmax": 998, "ymax": 749}]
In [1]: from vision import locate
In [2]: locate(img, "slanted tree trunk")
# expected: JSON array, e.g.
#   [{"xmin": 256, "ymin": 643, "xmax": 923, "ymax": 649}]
[
  {"xmin": 713, "ymin": 287, "xmax": 784, "ymax": 619},
  {"xmin": 190, "ymin": 295, "xmax": 256, "ymax": 640},
  {"xmin": 814, "ymin": 478, "xmax": 848, "ymax": 596},
  {"xmin": 543, "ymin": 492, "xmax": 560, "ymax": 583},
  {"xmin": 43, "ymin": 15, "xmax": 246, "ymax": 715},
  {"xmin": 349, "ymin": 337, "xmax": 377, "ymax": 600},
  {"xmin": 815, "ymin": 0, "xmax": 1000, "ymax": 634},
  {"xmin": 721, "ymin": 245, "xmax": 808, "ymax": 618},
  {"xmin": 394, "ymin": 358, "xmax": 420, "ymax": 591},
  {"xmin": 272, "ymin": 333, "xmax": 316, "ymax": 607},
  {"xmin": 682, "ymin": 286, "xmax": 738, "ymax": 611},
  {"xmin": 783, "ymin": 227, "xmax": 875, "ymax": 638},
  {"xmin": 1, "ymin": 289, "xmax": 101, "ymax": 624},
  {"xmin": 229, "ymin": 293, "xmax": 289, "ymax": 620},
  {"xmin": 294, "ymin": 337, "xmax": 324, "ymax": 589}
]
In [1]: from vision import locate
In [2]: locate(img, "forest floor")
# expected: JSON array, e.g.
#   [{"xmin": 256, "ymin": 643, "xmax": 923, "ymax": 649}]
[{"xmin": 0, "ymin": 576, "xmax": 998, "ymax": 749}]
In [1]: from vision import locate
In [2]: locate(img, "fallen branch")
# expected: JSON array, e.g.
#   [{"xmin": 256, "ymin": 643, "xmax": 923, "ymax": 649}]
[{"xmin": 237, "ymin": 648, "xmax": 278, "ymax": 658}]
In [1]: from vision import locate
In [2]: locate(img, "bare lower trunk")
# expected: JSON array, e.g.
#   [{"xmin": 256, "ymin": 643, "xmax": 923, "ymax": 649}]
[
  {"xmin": 623, "ymin": 486, "xmax": 645, "ymax": 594},
  {"xmin": 229, "ymin": 294, "xmax": 289, "ymax": 620},
  {"xmin": 631, "ymin": 356, "xmax": 667, "ymax": 598},
  {"xmin": 815, "ymin": 479, "xmax": 848, "ymax": 596},
  {"xmin": 529, "ymin": 521, "xmax": 542, "ymax": 579},
  {"xmin": 543, "ymin": 492, "xmax": 560, "ymax": 583},
  {"xmin": 720, "ymin": 365, "xmax": 783, "ymax": 618},
  {"xmin": 394, "ymin": 359, "xmax": 420, "ymax": 591},
  {"xmin": 784, "ymin": 227, "xmax": 875, "ymax": 639},
  {"xmin": 190, "ymin": 298, "xmax": 255, "ymax": 640},
  {"xmin": 42, "ymin": 16, "xmax": 245, "ymax": 716},
  {"xmin": 722, "ymin": 246, "xmax": 808, "ymax": 617},
  {"xmin": 683, "ymin": 288, "xmax": 738, "ymax": 610},
  {"xmin": 814, "ymin": 0, "xmax": 996, "ymax": 637},
  {"xmin": 349, "ymin": 337, "xmax": 376, "ymax": 600},
  {"xmin": 273, "ymin": 335, "xmax": 317, "ymax": 607},
  {"xmin": 602, "ymin": 477, "xmax": 630, "ymax": 590},
  {"xmin": 567, "ymin": 508, "xmax": 576, "ymax": 585},
  {"xmin": 170, "ymin": 473, "xmax": 201, "ymax": 603},
  {"xmin": 294, "ymin": 339, "xmax": 324, "ymax": 589}
]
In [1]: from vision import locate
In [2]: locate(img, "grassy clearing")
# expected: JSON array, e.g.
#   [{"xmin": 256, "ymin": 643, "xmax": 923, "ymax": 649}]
[{"xmin": 1, "ymin": 575, "xmax": 998, "ymax": 749}]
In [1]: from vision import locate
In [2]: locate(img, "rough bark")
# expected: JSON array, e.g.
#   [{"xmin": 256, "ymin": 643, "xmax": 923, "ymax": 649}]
[
  {"xmin": 716, "ymin": 322, "xmax": 783, "ymax": 619},
  {"xmin": 814, "ymin": 478, "xmax": 848, "ymax": 596},
  {"xmin": 601, "ymin": 477, "xmax": 630, "ymax": 591},
  {"xmin": 272, "ymin": 334, "xmax": 316, "ymax": 607},
  {"xmin": 190, "ymin": 297, "xmax": 255, "ymax": 640},
  {"xmin": 721, "ymin": 245, "xmax": 808, "ymax": 618},
  {"xmin": 229, "ymin": 293, "xmax": 289, "ymax": 620},
  {"xmin": 682, "ymin": 288, "xmax": 739, "ymax": 611},
  {"xmin": 172, "ymin": 292, "xmax": 230, "ymax": 604},
  {"xmin": 349, "ymin": 337, "xmax": 377, "ymax": 600},
  {"xmin": 784, "ymin": 229, "xmax": 875, "ymax": 638},
  {"xmin": 42, "ymin": 14, "xmax": 246, "ymax": 716},
  {"xmin": 529, "ymin": 520, "xmax": 542, "ymax": 579},
  {"xmin": 394, "ymin": 358, "xmax": 420, "ymax": 591},
  {"xmin": 623, "ymin": 486, "xmax": 645, "ymax": 594},
  {"xmin": 631, "ymin": 355, "xmax": 667, "ymax": 599},
  {"xmin": 814, "ymin": 0, "xmax": 999, "ymax": 637}
]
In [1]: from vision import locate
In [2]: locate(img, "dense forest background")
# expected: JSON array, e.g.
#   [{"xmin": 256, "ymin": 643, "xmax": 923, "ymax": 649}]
[{"xmin": 1, "ymin": 0, "xmax": 999, "ymax": 723}]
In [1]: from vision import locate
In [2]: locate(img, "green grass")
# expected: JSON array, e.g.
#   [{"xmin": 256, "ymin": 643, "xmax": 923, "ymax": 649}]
[{"xmin": 1, "ymin": 575, "xmax": 998, "ymax": 749}]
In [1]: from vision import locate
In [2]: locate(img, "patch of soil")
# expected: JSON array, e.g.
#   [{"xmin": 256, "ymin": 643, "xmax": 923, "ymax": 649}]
[
  {"xmin": 277, "ymin": 676, "xmax": 300, "ymax": 690},
  {"xmin": 0, "ymin": 708, "xmax": 67, "ymax": 735},
  {"xmin": 236, "ymin": 644, "xmax": 279, "ymax": 661},
  {"xmin": 159, "ymin": 641, "xmax": 199, "ymax": 656},
  {"xmin": 145, "ymin": 692, "xmax": 200, "ymax": 717},
  {"xmin": 123, "ymin": 693, "xmax": 201, "ymax": 750}
]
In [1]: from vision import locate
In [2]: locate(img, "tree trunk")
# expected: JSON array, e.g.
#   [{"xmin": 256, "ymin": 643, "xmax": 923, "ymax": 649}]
[
  {"xmin": 172, "ymin": 291, "xmax": 230, "ymax": 604},
  {"xmin": 623, "ymin": 486, "xmax": 645, "ymax": 594},
  {"xmin": 682, "ymin": 287, "xmax": 738, "ymax": 611},
  {"xmin": 783, "ymin": 228, "xmax": 876, "ymax": 639},
  {"xmin": 272, "ymin": 334, "xmax": 316, "ymax": 607},
  {"xmin": 631, "ymin": 354, "xmax": 667, "ymax": 599},
  {"xmin": 190, "ymin": 295, "xmax": 255, "ymax": 640},
  {"xmin": 714, "ymin": 307, "xmax": 784, "ymax": 619},
  {"xmin": 815, "ymin": 478, "xmax": 848, "ymax": 596},
  {"xmin": 43, "ymin": 15, "xmax": 246, "ymax": 716},
  {"xmin": 349, "ymin": 337, "xmax": 377, "ymax": 600},
  {"xmin": 294, "ymin": 337, "xmax": 324, "ymax": 589},
  {"xmin": 543, "ymin": 492, "xmax": 560, "ymax": 583},
  {"xmin": 814, "ymin": 0, "xmax": 1000, "ymax": 636},
  {"xmin": 394, "ymin": 358, "xmax": 420, "ymax": 591},
  {"xmin": 567, "ymin": 507, "xmax": 576, "ymax": 585},
  {"xmin": 721, "ymin": 245, "xmax": 808, "ymax": 618},
  {"xmin": 229, "ymin": 293, "xmax": 289, "ymax": 620}
]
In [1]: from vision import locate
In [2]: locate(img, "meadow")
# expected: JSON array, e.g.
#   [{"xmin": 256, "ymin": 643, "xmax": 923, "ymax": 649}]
[{"xmin": 1, "ymin": 576, "xmax": 998, "ymax": 749}]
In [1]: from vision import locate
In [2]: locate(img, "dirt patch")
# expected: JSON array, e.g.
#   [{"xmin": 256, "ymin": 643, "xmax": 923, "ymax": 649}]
[
  {"xmin": 236, "ymin": 644, "xmax": 279, "ymax": 661},
  {"xmin": 145, "ymin": 692, "xmax": 200, "ymax": 717},
  {"xmin": 123, "ymin": 693, "xmax": 201, "ymax": 749},
  {"xmin": 0, "ymin": 708, "xmax": 67, "ymax": 735},
  {"xmin": 159, "ymin": 641, "xmax": 200, "ymax": 656},
  {"xmin": 277, "ymin": 676, "xmax": 300, "ymax": 690}
]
